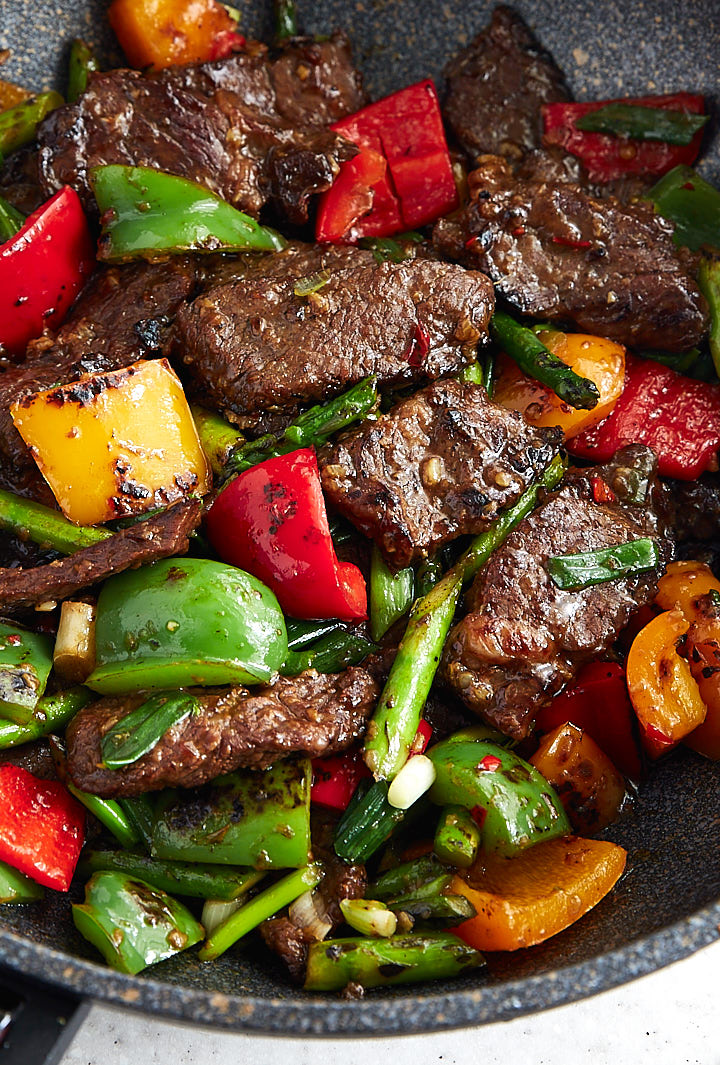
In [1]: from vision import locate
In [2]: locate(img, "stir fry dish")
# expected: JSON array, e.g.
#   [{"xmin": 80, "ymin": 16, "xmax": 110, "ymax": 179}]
[{"xmin": 0, "ymin": 0, "xmax": 719, "ymax": 994}]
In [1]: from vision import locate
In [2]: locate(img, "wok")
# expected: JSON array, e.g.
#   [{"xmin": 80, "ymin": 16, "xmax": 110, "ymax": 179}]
[{"xmin": 0, "ymin": 0, "xmax": 718, "ymax": 1037}]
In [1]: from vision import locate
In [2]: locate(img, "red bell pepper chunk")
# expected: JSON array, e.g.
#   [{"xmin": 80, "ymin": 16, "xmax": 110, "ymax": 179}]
[
  {"xmin": 542, "ymin": 93, "xmax": 706, "ymax": 183},
  {"xmin": 316, "ymin": 79, "xmax": 458, "ymax": 243},
  {"xmin": 0, "ymin": 186, "xmax": 95, "ymax": 358},
  {"xmin": 0, "ymin": 764, "xmax": 85, "ymax": 891},
  {"xmin": 568, "ymin": 354, "xmax": 720, "ymax": 480},
  {"xmin": 206, "ymin": 448, "xmax": 367, "ymax": 620},
  {"xmin": 311, "ymin": 747, "xmax": 371, "ymax": 811},
  {"xmin": 535, "ymin": 661, "xmax": 643, "ymax": 781}
]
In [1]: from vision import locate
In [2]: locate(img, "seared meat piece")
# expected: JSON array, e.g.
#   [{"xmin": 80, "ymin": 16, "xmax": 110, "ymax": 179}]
[
  {"xmin": 175, "ymin": 253, "xmax": 494, "ymax": 424},
  {"xmin": 665, "ymin": 475, "xmax": 720, "ymax": 542},
  {"xmin": 37, "ymin": 35, "xmax": 363, "ymax": 223},
  {"xmin": 0, "ymin": 258, "xmax": 198, "ymax": 500},
  {"xmin": 261, "ymin": 919, "xmax": 314, "ymax": 982},
  {"xmin": 434, "ymin": 156, "xmax": 709, "ymax": 352},
  {"xmin": 0, "ymin": 147, "xmax": 46, "ymax": 215},
  {"xmin": 443, "ymin": 446, "xmax": 673, "ymax": 740},
  {"xmin": 66, "ymin": 667, "xmax": 379, "ymax": 797},
  {"xmin": 443, "ymin": 6, "xmax": 570, "ymax": 164},
  {"xmin": 0, "ymin": 499, "xmax": 201, "ymax": 612},
  {"xmin": 319, "ymin": 379, "xmax": 561, "ymax": 569}
]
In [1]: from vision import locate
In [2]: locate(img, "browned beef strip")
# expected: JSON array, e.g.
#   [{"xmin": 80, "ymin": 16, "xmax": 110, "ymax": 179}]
[
  {"xmin": 433, "ymin": 156, "xmax": 708, "ymax": 352},
  {"xmin": 442, "ymin": 445, "xmax": 673, "ymax": 740},
  {"xmin": 174, "ymin": 252, "xmax": 494, "ymax": 424},
  {"xmin": 319, "ymin": 379, "xmax": 561, "ymax": 570},
  {"xmin": 0, "ymin": 147, "xmax": 46, "ymax": 215},
  {"xmin": 443, "ymin": 6, "xmax": 571, "ymax": 164},
  {"xmin": 66, "ymin": 667, "xmax": 379, "ymax": 797},
  {"xmin": 36, "ymin": 35, "xmax": 363, "ymax": 223},
  {"xmin": 0, "ymin": 499, "xmax": 201, "ymax": 611},
  {"xmin": 0, "ymin": 258, "xmax": 199, "ymax": 500},
  {"xmin": 665, "ymin": 475, "xmax": 720, "ymax": 542}
]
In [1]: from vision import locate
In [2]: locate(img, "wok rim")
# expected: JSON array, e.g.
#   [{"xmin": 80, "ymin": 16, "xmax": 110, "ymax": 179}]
[{"xmin": 2, "ymin": 897, "xmax": 718, "ymax": 1035}]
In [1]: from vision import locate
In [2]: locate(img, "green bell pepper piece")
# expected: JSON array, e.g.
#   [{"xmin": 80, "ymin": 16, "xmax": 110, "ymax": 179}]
[
  {"xmin": 645, "ymin": 164, "xmax": 720, "ymax": 251},
  {"xmin": 86, "ymin": 558, "xmax": 287, "ymax": 694},
  {"xmin": 72, "ymin": 871, "xmax": 204, "ymax": 974},
  {"xmin": 0, "ymin": 92, "xmax": 64, "ymax": 158},
  {"xmin": 152, "ymin": 759, "xmax": 311, "ymax": 869},
  {"xmin": 0, "ymin": 687, "xmax": 92, "ymax": 750},
  {"xmin": 427, "ymin": 738, "xmax": 570, "ymax": 857},
  {"xmin": 90, "ymin": 165, "xmax": 286, "ymax": 262},
  {"xmin": 78, "ymin": 850, "xmax": 264, "ymax": 901},
  {"xmin": 0, "ymin": 859, "xmax": 44, "ymax": 903},
  {"xmin": 0, "ymin": 622, "xmax": 54, "ymax": 724},
  {"xmin": 433, "ymin": 805, "xmax": 481, "ymax": 869}
]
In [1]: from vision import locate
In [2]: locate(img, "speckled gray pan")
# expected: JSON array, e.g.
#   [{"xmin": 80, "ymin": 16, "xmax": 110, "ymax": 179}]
[{"xmin": 0, "ymin": 0, "xmax": 718, "ymax": 1036}]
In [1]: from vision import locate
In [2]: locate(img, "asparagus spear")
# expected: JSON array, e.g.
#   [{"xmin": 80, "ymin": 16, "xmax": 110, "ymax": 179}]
[
  {"xmin": 223, "ymin": 376, "xmax": 378, "ymax": 479},
  {"xmin": 0, "ymin": 92, "xmax": 64, "ymax": 157},
  {"xmin": 364, "ymin": 454, "xmax": 567, "ymax": 781},
  {"xmin": 199, "ymin": 864, "xmax": 321, "ymax": 961},
  {"xmin": 304, "ymin": 931, "xmax": 484, "ymax": 990},
  {"xmin": 369, "ymin": 855, "xmax": 451, "ymax": 900},
  {"xmin": 490, "ymin": 311, "xmax": 600, "ymax": 410},
  {"xmin": 274, "ymin": 0, "xmax": 298, "ymax": 41},
  {"xmin": 390, "ymin": 891, "xmax": 476, "ymax": 927},
  {"xmin": 0, "ymin": 488, "xmax": 110, "ymax": 554},
  {"xmin": 78, "ymin": 850, "xmax": 264, "ymax": 901},
  {"xmin": 67, "ymin": 39, "xmax": 99, "ymax": 103},
  {"xmin": 369, "ymin": 544, "xmax": 414, "ymax": 642}
]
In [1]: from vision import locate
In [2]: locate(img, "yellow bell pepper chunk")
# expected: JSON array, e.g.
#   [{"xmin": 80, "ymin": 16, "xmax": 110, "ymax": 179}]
[{"xmin": 12, "ymin": 359, "xmax": 210, "ymax": 526}]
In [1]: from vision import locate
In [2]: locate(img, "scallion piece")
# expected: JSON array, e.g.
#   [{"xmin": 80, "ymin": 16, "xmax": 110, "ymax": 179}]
[
  {"xmin": 547, "ymin": 537, "xmax": 659, "ymax": 591},
  {"xmin": 575, "ymin": 103, "xmax": 708, "ymax": 146},
  {"xmin": 334, "ymin": 779, "xmax": 405, "ymax": 862},
  {"xmin": 101, "ymin": 691, "xmax": 199, "ymax": 769},
  {"xmin": 0, "ymin": 195, "xmax": 24, "ymax": 243},
  {"xmin": 490, "ymin": 311, "xmax": 599, "ymax": 410},
  {"xmin": 293, "ymin": 269, "xmax": 331, "ymax": 297},
  {"xmin": 369, "ymin": 544, "xmax": 415, "ymax": 643},
  {"xmin": 360, "ymin": 231, "xmax": 424, "ymax": 264}
]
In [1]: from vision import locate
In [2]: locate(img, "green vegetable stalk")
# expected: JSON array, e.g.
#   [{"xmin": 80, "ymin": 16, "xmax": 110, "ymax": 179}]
[
  {"xmin": 86, "ymin": 558, "xmax": 288, "ymax": 694},
  {"xmin": 0, "ymin": 488, "xmax": 110, "ymax": 554},
  {"xmin": 90, "ymin": 165, "xmax": 286, "ymax": 262},
  {"xmin": 223, "ymin": 376, "xmax": 378, "ymax": 479},
  {"xmin": 490, "ymin": 311, "xmax": 600, "ymax": 410},
  {"xmin": 67, "ymin": 39, "xmax": 99, "ymax": 102},
  {"xmin": 199, "ymin": 864, "xmax": 321, "ymax": 961},
  {"xmin": 546, "ymin": 537, "xmax": 659, "ymax": 591},
  {"xmin": 427, "ymin": 738, "xmax": 570, "ymax": 857},
  {"xmin": 67, "ymin": 786, "xmax": 140, "ymax": 851},
  {"xmin": 369, "ymin": 855, "xmax": 451, "ymax": 900},
  {"xmin": 117, "ymin": 795, "xmax": 156, "ymax": 852},
  {"xmin": 334, "ymin": 779, "xmax": 405, "ymax": 863},
  {"xmin": 0, "ymin": 859, "xmax": 44, "ymax": 904},
  {"xmin": 390, "ymin": 891, "xmax": 476, "ymax": 928},
  {"xmin": 78, "ymin": 851, "xmax": 265, "ymax": 901},
  {"xmin": 0, "ymin": 687, "xmax": 92, "ymax": 750},
  {"xmin": 72, "ymin": 871, "xmax": 204, "ymax": 975},
  {"xmin": 645, "ymin": 165, "xmax": 720, "ymax": 251},
  {"xmin": 0, "ymin": 195, "xmax": 24, "ymax": 244},
  {"xmin": 274, "ymin": 0, "xmax": 298, "ymax": 40},
  {"xmin": 575, "ymin": 104, "xmax": 708, "ymax": 146},
  {"xmin": 0, "ymin": 92, "xmax": 64, "ymax": 158},
  {"xmin": 698, "ymin": 255, "xmax": 720, "ymax": 378},
  {"xmin": 0, "ymin": 622, "xmax": 54, "ymax": 724},
  {"xmin": 369, "ymin": 545, "xmax": 414, "ymax": 643},
  {"xmin": 152, "ymin": 760, "xmax": 311, "ymax": 869},
  {"xmin": 191, "ymin": 406, "xmax": 244, "ymax": 475},
  {"xmin": 304, "ymin": 931, "xmax": 484, "ymax": 991},
  {"xmin": 433, "ymin": 805, "xmax": 481, "ymax": 869},
  {"xmin": 281, "ymin": 629, "xmax": 377, "ymax": 676},
  {"xmin": 359, "ymin": 231, "xmax": 424, "ymax": 264},
  {"xmin": 285, "ymin": 618, "xmax": 345, "ymax": 650}
]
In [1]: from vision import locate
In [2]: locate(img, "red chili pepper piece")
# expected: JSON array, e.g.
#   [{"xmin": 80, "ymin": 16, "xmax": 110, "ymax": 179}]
[
  {"xmin": 476, "ymin": 755, "xmax": 502, "ymax": 772},
  {"xmin": 591, "ymin": 475, "xmax": 617, "ymax": 504},
  {"xmin": 470, "ymin": 805, "xmax": 487, "ymax": 829},
  {"xmin": 206, "ymin": 448, "xmax": 367, "ymax": 620},
  {"xmin": 411, "ymin": 719, "xmax": 433, "ymax": 755},
  {"xmin": 311, "ymin": 747, "xmax": 371, "ymax": 811},
  {"xmin": 0, "ymin": 186, "xmax": 95, "ymax": 357},
  {"xmin": 208, "ymin": 30, "xmax": 246, "ymax": 60},
  {"xmin": 568, "ymin": 355, "xmax": 720, "ymax": 481},
  {"xmin": 0, "ymin": 764, "xmax": 85, "ymax": 891},
  {"xmin": 542, "ymin": 93, "xmax": 706, "ymax": 183},
  {"xmin": 535, "ymin": 661, "xmax": 643, "ymax": 780},
  {"xmin": 405, "ymin": 322, "xmax": 430, "ymax": 368},
  {"xmin": 316, "ymin": 79, "xmax": 457, "ymax": 243},
  {"xmin": 551, "ymin": 235, "xmax": 592, "ymax": 249}
]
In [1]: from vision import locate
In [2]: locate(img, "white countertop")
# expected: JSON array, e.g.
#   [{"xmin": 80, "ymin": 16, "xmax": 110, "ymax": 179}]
[{"xmin": 57, "ymin": 937, "xmax": 720, "ymax": 1065}]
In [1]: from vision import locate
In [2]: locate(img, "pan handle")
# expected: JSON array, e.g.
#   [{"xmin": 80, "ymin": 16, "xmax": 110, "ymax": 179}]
[{"xmin": 0, "ymin": 964, "xmax": 86, "ymax": 1065}]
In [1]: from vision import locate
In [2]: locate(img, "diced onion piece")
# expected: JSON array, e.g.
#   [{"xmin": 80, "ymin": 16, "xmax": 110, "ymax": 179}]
[
  {"xmin": 387, "ymin": 754, "xmax": 436, "ymax": 810},
  {"xmin": 288, "ymin": 890, "xmax": 332, "ymax": 941},
  {"xmin": 201, "ymin": 897, "xmax": 243, "ymax": 937},
  {"xmin": 53, "ymin": 601, "xmax": 96, "ymax": 684},
  {"xmin": 339, "ymin": 898, "xmax": 397, "ymax": 938}
]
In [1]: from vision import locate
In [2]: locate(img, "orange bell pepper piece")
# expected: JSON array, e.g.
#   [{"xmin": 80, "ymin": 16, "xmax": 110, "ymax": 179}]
[
  {"xmin": 451, "ymin": 836, "xmax": 627, "ymax": 952},
  {"xmin": 108, "ymin": 0, "xmax": 245, "ymax": 71}
]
